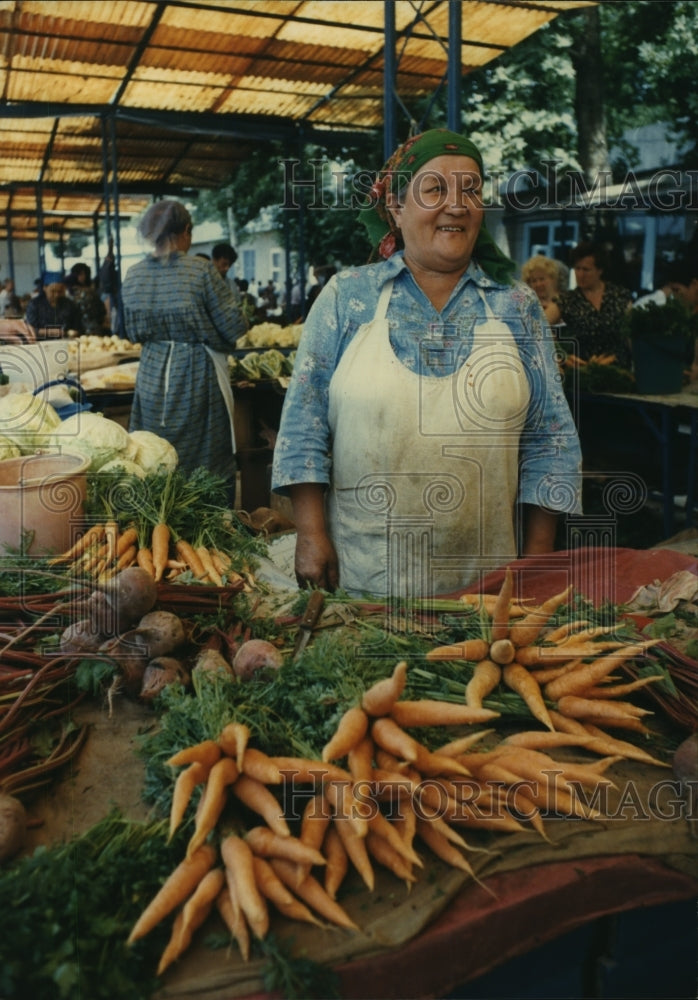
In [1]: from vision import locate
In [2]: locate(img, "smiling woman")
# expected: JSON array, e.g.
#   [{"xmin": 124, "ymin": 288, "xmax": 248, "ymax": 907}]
[{"xmin": 271, "ymin": 129, "xmax": 583, "ymax": 600}]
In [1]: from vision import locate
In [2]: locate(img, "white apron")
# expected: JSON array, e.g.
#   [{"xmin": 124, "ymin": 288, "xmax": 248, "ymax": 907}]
[{"xmin": 327, "ymin": 280, "xmax": 530, "ymax": 598}]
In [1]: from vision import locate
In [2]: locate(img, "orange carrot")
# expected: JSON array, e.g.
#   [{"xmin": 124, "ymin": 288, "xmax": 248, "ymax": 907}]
[
  {"xmin": 136, "ymin": 546, "xmax": 156, "ymax": 578},
  {"xmin": 151, "ymin": 522, "xmax": 171, "ymax": 582},
  {"xmin": 367, "ymin": 808, "xmax": 422, "ymax": 868},
  {"xmin": 196, "ymin": 545, "xmax": 224, "ymax": 587},
  {"xmin": 240, "ymin": 746, "xmax": 282, "ymax": 785},
  {"xmin": 515, "ymin": 640, "xmax": 628, "ymax": 668},
  {"xmin": 245, "ymin": 825, "xmax": 326, "ymax": 868},
  {"xmin": 529, "ymin": 658, "xmax": 585, "ymax": 685},
  {"xmin": 115, "ymin": 525, "xmax": 139, "ymax": 558},
  {"xmin": 435, "ymin": 729, "xmax": 496, "ymax": 757},
  {"xmin": 323, "ymin": 777, "xmax": 369, "ymax": 839},
  {"xmin": 269, "ymin": 756, "xmax": 351, "ymax": 786},
  {"xmin": 251, "ymin": 855, "xmax": 322, "ymax": 926},
  {"xmin": 167, "ymin": 739, "xmax": 222, "ymax": 770},
  {"xmin": 231, "ymin": 773, "xmax": 290, "ymax": 838},
  {"xmin": 157, "ymin": 867, "xmax": 226, "ymax": 975},
  {"xmin": 425, "ymin": 638, "xmax": 489, "ymax": 663},
  {"xmin": 215, "ymin": 884, "xmax": 250, "ymax": 961},
  {"xmin": 127, "ymin": 843, "xmax": 217, "ymax": 944},
  {"xmin": 323, "ymin": 823, "xmax": 349, "ymax": 900},
  {"xmin": 49, "ymin": 522, "xmax": 105, "ymax": 565},
  {"xmin": 218, "ymin": 721, "xmax": 250, "ymax": 770},
  {"xmin": 348, "ymin": 735, "xmax": 375, "ymax": 786},
  {"xmin": 169, "ymin": 760, "xmax": 209, "ymax": 840},
  {"xmin": 325, "ymin": 801, "xmax": 373, "ymax": 889},
  {"xmin": 371, "ymin": 716, "xmax": 421, "ymax": 764},
  {"xmin": 579, "ymin": 720, "xmax": 670, "ymax": 768},
  {"xmin": 269, "ymin": 858, "xmax": 359, "ymax": 930},
  {"xmin": 296, "ymin": 793, "xmax": 332, "ymax": 886},
  {"xmin": 322, "ymin": 706, "xmax": 369, "ymax": 762},
  {"xmin": 416, "ymin": 819, "xmax": 493, "ymax": 893},
  {"xmin": 465, "ymin": 660, "xmax": 501, "ymax": 710},
  {"xmin": 187, "ymin": 756, "xmax": 239, "ymax": 858},
  {"xmin": 413, "ymin": 748, "xmax": 472, "ymax": 779},
  {"xmin": 361, "ymin": 660, "xmax": 408, "ymax": 717},
  {"xmin": 556, "ymin": 694, "xmax": 653, "ymax": 723},
  {"xmin": 174, "ymin": 537, "xmax": 206, "ymax": 580},
  {"xmin": 365, "ymin": 830, "xmax": 416, "ymax": 884},
  {"xmin": 103, "ymin": 519, "xmax": 119, "ymax": 566},
  {"xmin": 390, "ymin": 700, "xmax": 500, "ymax": 729},
  {"xmin": 582, "ymin": 675, "xmax": 663, "ymax": 699},
  {"xmin": 502, "ymin": 662, "xmax": 554, "ymax": 731},
  {"xmin": 542, "ymin": 619, "xmax": 591, "ymax": 644},
  {"xmin": 490, "ymin": 566, "xmax": 514, "ymax": 641},
  {"xmin": 220, "ymin": 834, "xmax": 269, "ymax": 940},
  {"xmin": 510, "ymin": 584, "xmax": 573, "ymax": 647},
  {"xmin": 543, "ymin": 643, "xmax": 658, "ymax": 701},
  {"xmin": 502, "ymin": 730, "xmax": 596, "ymax": 752},
  {"xmin": 114, "ymin": 544, "xmax": 137, "ymax": 572},
  {"xmin": 460, "ymin": 592, "xmax": 530, "ymax": 617}
]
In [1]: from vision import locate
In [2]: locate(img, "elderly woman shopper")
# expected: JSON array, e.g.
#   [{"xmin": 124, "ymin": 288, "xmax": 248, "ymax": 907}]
[
  {"xmin": 271, "ymin": 129, "xmax": 582, "ymax": 599},
  {"xmin": 556, "ymin": 241, "xmax": 632, "ymax": 367},
  {"xmin": 521, "ymin": 254, "xmax": 565, "ymax": 327},
  {"xmin": 121, "ymin": 199, "xmax": 247, "ymax": 496}
]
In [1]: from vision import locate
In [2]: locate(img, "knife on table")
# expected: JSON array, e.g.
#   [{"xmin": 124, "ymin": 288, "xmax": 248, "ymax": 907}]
[{"xmin": 292, "ymin": 590, "xmax": 325, "ymax": 661}]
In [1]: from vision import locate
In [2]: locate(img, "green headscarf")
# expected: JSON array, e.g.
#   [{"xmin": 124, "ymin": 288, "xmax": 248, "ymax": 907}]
[{"xmin": 358, "ymin": 128, "xmax": 516, "ymax": 285}]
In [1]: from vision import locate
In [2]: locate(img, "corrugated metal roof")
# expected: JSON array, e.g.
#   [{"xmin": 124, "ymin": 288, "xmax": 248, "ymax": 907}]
[{"xmin": 0, "ymin": 0, "xmax": 596, "ymax": 239}]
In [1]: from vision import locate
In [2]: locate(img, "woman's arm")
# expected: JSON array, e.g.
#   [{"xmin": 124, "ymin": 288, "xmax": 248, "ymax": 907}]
[
  {"xmin": 289, "ymin": 482, "xmax": 339, "ymax": 590},
  {"xmin": 520, "ymin": 504, "xmax": 558, "ymax": 555}
]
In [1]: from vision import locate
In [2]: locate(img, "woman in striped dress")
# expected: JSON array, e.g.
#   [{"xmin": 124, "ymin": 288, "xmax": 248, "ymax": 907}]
[{"xmin": 121, "ymin": 200, "xmax": 247, "ymax": 499}]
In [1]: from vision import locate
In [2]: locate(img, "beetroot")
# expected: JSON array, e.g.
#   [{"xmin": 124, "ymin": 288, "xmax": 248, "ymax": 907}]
[
  {"xmin": 129, "ymin": 610, "xmax": 186, "ymax": 660},
  {"xmin": 59, "ymin": 618, "xmax": 108, "ymax": 654},
  {"xmin": 140, "ymin": 657, "xmax": 190, "ymax": 701},
  {"xmin": 88, "ymin": 566, "xmax": 158, "ymax": 634},
  {"xmin": 232, "ymin": 639, "xmax": 283, "ymax": 681}
]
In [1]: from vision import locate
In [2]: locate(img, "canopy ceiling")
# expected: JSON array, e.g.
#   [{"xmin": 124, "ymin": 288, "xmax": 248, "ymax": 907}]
[{"xmin": 0, "ymin": 0, "xmax": 596, "ymax": 242}]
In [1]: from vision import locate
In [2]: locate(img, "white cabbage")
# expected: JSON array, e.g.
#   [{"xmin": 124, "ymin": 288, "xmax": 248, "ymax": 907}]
[
  {"xmin": 0, "ymin": 434, "xmax": 21, "ymax": 461},
  {"xmin": 128, "ymin": 430, "xmax": 178, "ymax": 473},
  {"xmin": 0, "ymin": 392, "xmax": 62, "ymax": 452},
  {"xmin": 98, "ymin": 457, "xmax": 147, "ymax": 479},
  {"xmin": 47, "ymin": 411, "xmax": 131, "ymax": 471}
]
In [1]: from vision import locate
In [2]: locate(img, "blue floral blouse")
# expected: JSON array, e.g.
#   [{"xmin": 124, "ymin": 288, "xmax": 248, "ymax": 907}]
[{"xmin": 271, "ymin": 253, "xmax": 582, "ymax": 515}]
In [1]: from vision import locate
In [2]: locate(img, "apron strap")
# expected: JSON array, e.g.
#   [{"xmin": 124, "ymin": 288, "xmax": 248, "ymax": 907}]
[{"xmin": 375, "ymin": 279, "xmax": 394, "ymax": 322}]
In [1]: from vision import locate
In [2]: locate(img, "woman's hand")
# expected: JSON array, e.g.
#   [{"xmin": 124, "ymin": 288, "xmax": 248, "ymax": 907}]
[
  {"xmin": 294, "ymin": 526, "xmax": 339, "ymax": 591},
  {"xmin": 289, "ymin": 482, "xmax": 339, "ymax": 591}
]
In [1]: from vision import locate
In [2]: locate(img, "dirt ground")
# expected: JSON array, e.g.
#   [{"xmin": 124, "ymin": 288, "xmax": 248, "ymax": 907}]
[{"xmin": 24, "ymin": 696, "xmax": 156, "ymax": 852}]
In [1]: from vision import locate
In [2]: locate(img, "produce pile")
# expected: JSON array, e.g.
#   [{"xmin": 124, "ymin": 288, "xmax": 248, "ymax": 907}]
[{"xmin": 1, "ymin": 541, "xmax": 697, "ymax": 998}]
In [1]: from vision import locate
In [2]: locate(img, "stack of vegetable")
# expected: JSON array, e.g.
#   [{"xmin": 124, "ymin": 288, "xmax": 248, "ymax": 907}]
[
  {"xmin": 235, "ymin": 324, "xmax": 302, "ymax": 350},
  {"xmin": 120, "ymin": 568, "xmax": 685, "ymax": 979},
  {"xmin": 230, "ymin": 349, "xmax": 295, "ymax": 382},
  {"xmin": 52, "ymin": 467, "xmax": 266, "ymax": 588}
]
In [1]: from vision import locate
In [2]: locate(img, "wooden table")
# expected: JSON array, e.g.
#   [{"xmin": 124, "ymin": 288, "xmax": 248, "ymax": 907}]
[{"xmin": 576, "ymin": 389, "xmax": 698, "ymax": 538}]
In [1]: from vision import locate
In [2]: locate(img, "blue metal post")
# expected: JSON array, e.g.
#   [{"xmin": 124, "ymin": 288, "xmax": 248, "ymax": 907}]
[
  {"xmin": 384, "ymin": 1, "xmax": 396, "ymax": 158},
  {"xmin": 447, "ymin": 0, "xmax": 462, "ymax": 131}
]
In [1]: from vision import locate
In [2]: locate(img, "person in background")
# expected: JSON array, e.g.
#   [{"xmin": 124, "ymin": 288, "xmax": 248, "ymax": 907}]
[
  {"xmin": 121, "ymin": 200, "xmax": 247, "ymax": 500},
  {"xmin": 25, "ymin": 281, "xmax": 83, "ymax": 337},
  {"xmin": 305, "ymin": 264, "xmax": 337, "ymax": 314},
  {"xmin": 212, "ymin": 242, "xmax": 238, "ymax": 280},
  {"xmin": 556, "ymin": 241, "xmax": 633, "ymax": 367},
  {"xmin": 520, "ymin": 254, "xmax": 564, "ymax": 327},
  {"xmin": 0, "ymin": 278, "xmax": 15, "ymax": 315},
  {"xmin": 666, "ymin": 254, "xmax": 698, "ymax": 381},
  {"xmin": 271, "ymin": 128, "xmax": 582, "ymax": 598},
  {"xmin": 3, "ymin": 292, "xmax": 23, "ymax": 319},
  {"xmin": 634, "ymin": 259, "xmax": 673, "ymax": 310},
  {"xmin": 67, "ymin": 262, "xmax": 106, "ymax": 335},
  {"xmin": 98, "ymin": 237, "xmax": 121, "ymax": 334}
]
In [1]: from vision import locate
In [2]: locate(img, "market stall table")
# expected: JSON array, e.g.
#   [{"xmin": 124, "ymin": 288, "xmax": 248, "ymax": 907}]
[
  {"xmin": 575, "ymin": 389, "xmax": 698, "ymax": 539},
  {"xmin": 16, "ymin": 545, "xmax": 696, "ymax": 1000}
]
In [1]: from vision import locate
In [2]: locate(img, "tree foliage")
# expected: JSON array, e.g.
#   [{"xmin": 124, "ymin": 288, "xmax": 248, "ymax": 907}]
[{"xmin": 191, "ymin": 2, "xmax": 696, "ymax": 269}]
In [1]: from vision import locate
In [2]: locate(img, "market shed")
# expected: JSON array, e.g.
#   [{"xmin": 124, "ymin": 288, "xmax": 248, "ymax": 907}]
[{"xmin": 0, "ymin": 0, "xmax": 596, "ymax": 272}]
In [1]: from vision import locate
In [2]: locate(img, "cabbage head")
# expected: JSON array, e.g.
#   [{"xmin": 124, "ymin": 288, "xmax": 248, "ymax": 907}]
[
  {"xmin": 128, "ymin": 430, "xmax": 178, "ymax": 474},
  {"xmin": 0, "ymin": 434, "xmax": 21, "ymax": 461},
  {"xmin": 0, "ymin": 392, "xmax": 62, "ymax": 452},
  {"xmin": 98, "ymin": 457, "xmax": 147, "ymax": 479},
  {"xmin": 47, "ymin": 411, "xmax": 131, "ymax": 471}
]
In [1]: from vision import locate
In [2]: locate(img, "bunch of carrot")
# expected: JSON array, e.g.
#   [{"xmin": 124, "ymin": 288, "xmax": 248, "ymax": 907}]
[
  {"xmin": 50, "ymin": 520, "xmax": 249, "ymax": 590},
  {"xmin": 428, "ymin": 567, "xmax": 665, "ymax": 740},
  {"xmin": 126, "ymin": 648, "xmax": 670, "ymax": 979}
]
